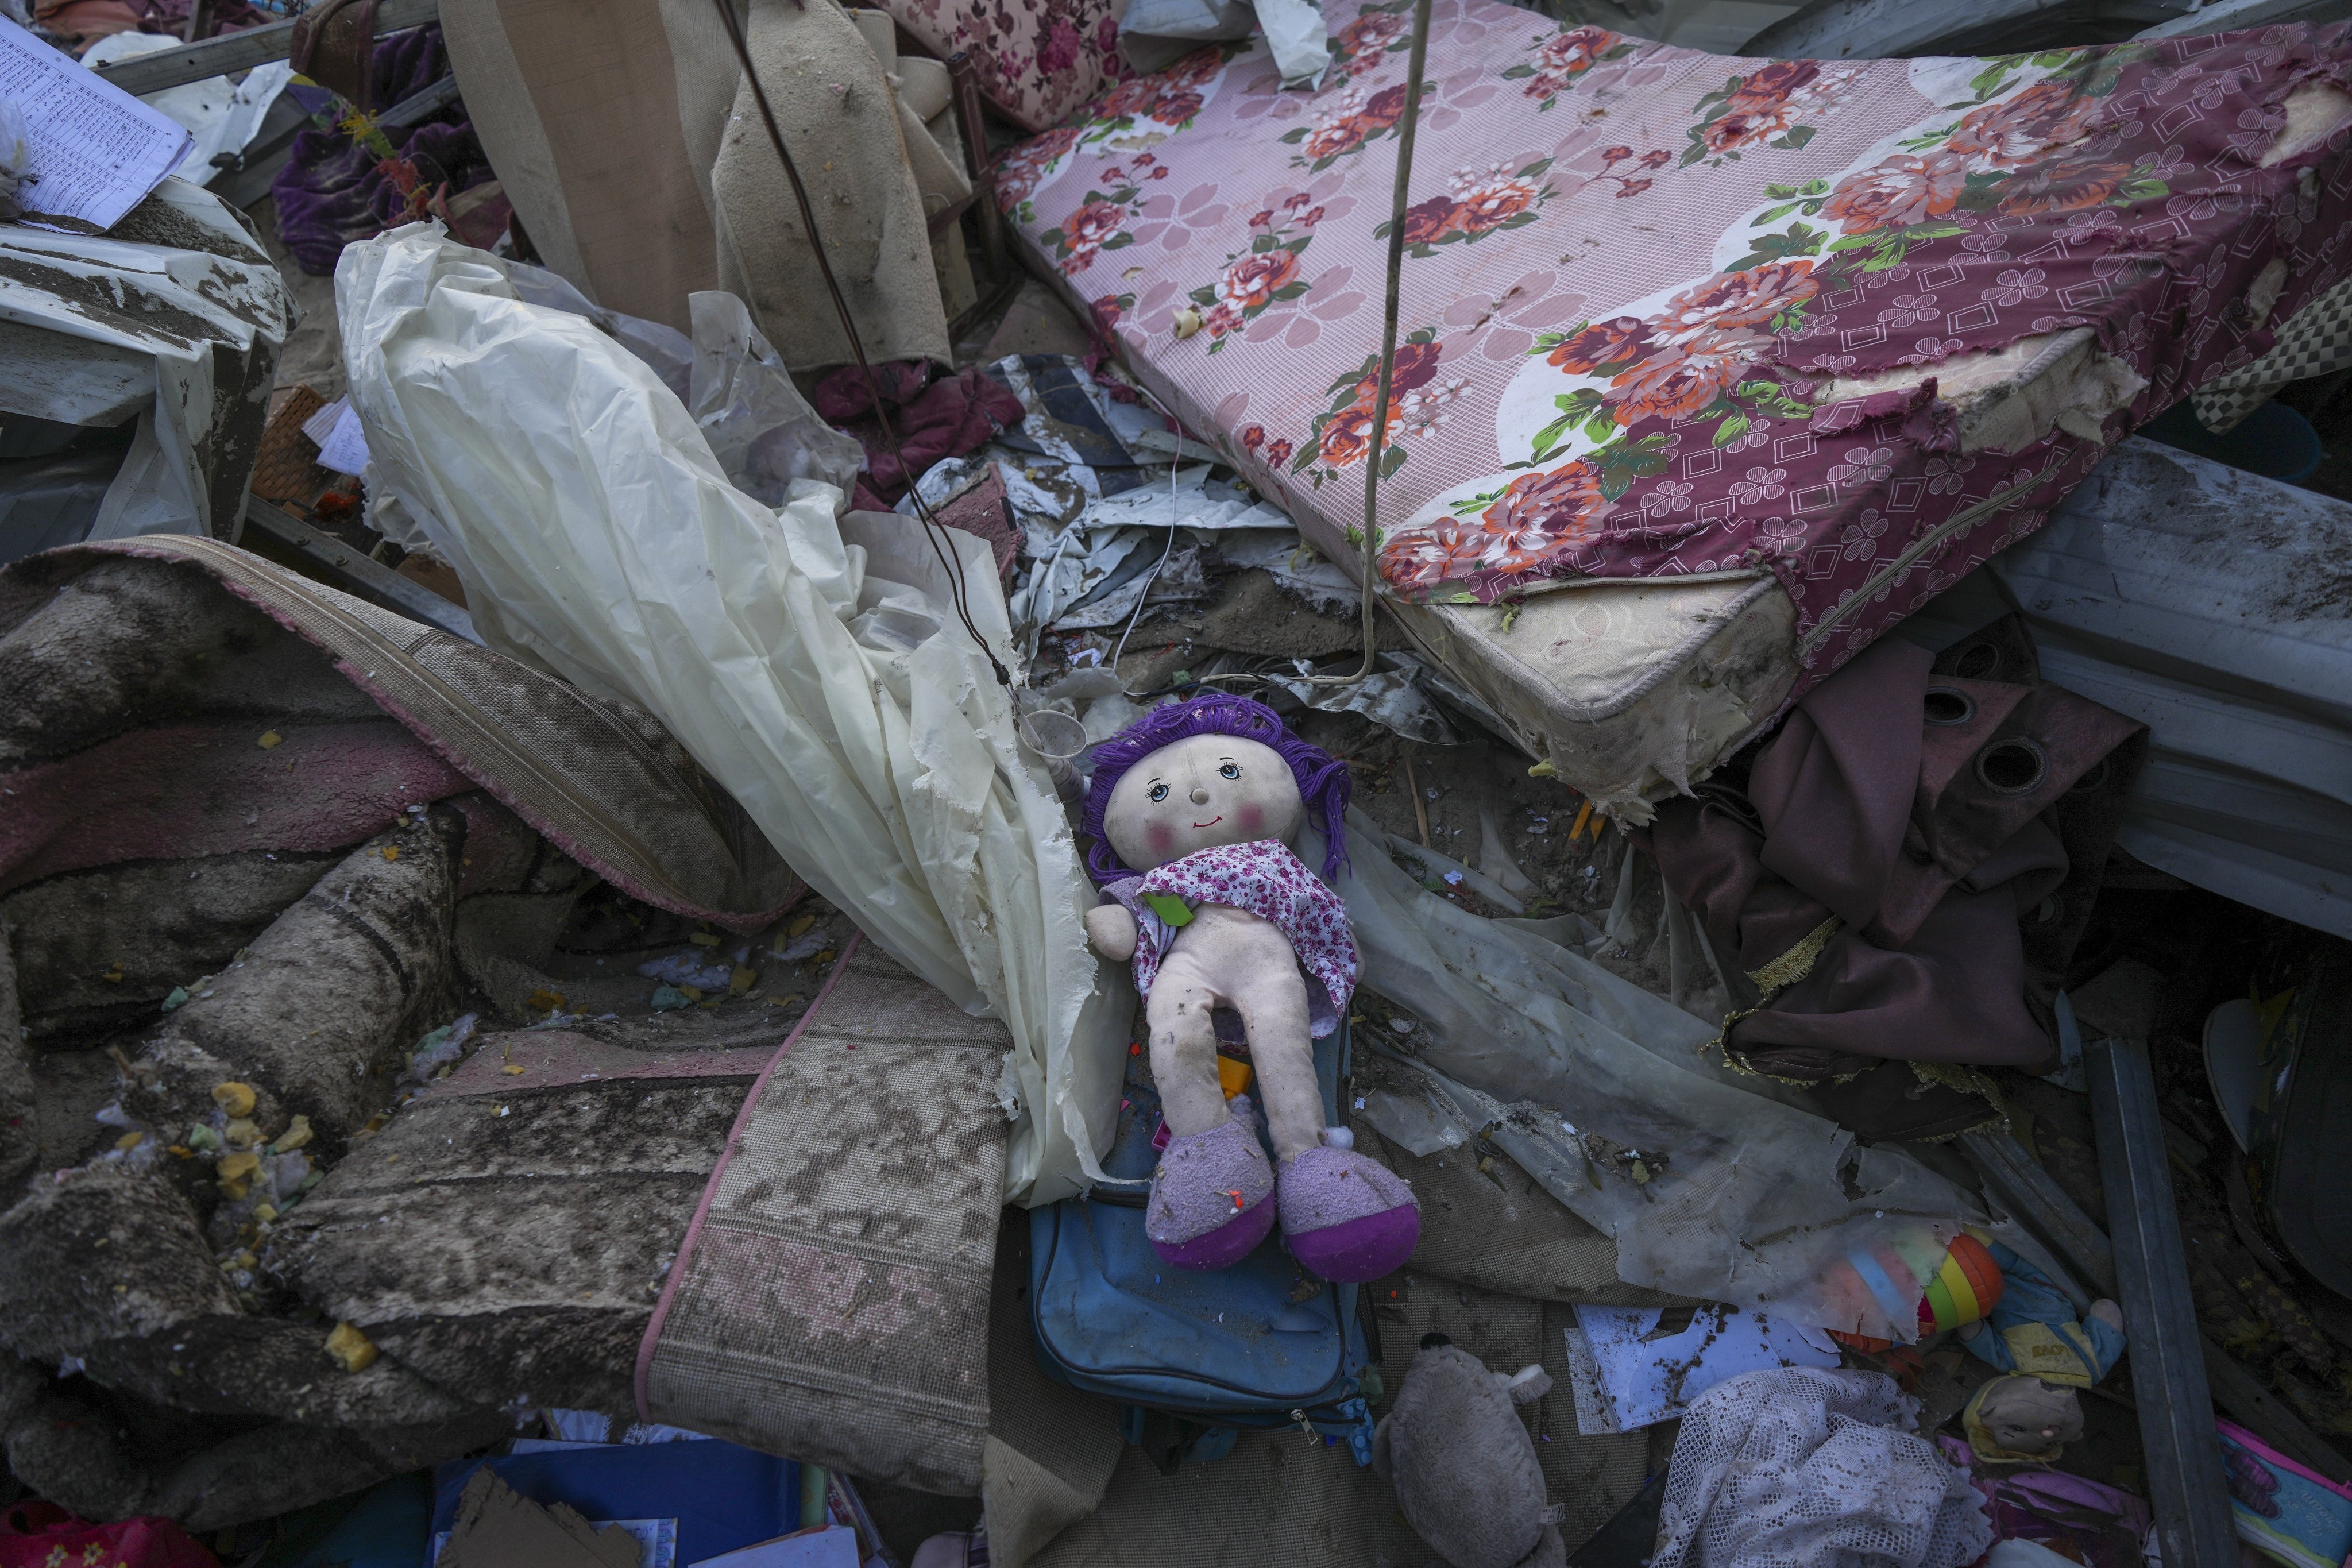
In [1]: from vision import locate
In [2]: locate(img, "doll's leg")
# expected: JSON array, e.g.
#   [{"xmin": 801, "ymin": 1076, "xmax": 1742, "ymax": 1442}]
[
  {"xmin": 1142, "ymin": 947, "xmax": 1276, "ymax": 1270},
  {"xmin": 1227, "ymin": 964, "xmax": 1420, "ymax": 1285},
  {"xmin": 1222, "ymin": 963, "xmax": 1323, "ymax": 1164},
  {"xmin": 1142, "ymin": 951, "xmax": 1233, "ymax": 1140}
]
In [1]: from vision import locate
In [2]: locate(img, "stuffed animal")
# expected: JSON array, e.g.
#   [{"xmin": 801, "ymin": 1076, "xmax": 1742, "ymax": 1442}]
[
  {"xmin": 1373, "ymin": 1333, "xmax": 1564, "ymax": 1568},
  {"xmin": 1081, "ymin": 693, "xmax": 1419, "ymax": 1283},
  {"xmin": 1956, "ymin": 1242, "xmax": 2125, "ymax": 1462}
]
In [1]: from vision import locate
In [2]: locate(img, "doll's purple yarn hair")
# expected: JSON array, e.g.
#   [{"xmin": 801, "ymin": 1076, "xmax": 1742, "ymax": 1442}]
[{"xmin": 1083, "ymin": 692, "xmax": 1351, "ymax": 883}]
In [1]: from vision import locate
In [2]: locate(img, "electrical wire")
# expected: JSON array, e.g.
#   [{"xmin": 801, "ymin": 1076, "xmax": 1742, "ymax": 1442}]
[
  {"xmin": 712, "ymin": 0, "xmax": 1431, "ymax": 697},
  {"xmin": 1098, "ymin": 0, "xmax": 1434, "ymax": 697},
  {"xmin": 707, "ymin": 0, "xmax": 1008, "ymax": 686},
  {"xmin": 1107, "ymin": 381, "xmax": 1194, "ymax": 690},
  {"xmin": 1292, "ymin": 0, "xmax": 1432, "ymax": 690}
]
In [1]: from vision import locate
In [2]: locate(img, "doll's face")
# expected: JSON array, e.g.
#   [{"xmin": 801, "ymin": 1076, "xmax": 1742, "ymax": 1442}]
[
  {"xmin": 1979, "ymin": 1377, "xmax": 2083, "ymax": 1454},
  {"xmin": 1102, "ymin": 734, "xmax": 1305, "ymax": 872}
]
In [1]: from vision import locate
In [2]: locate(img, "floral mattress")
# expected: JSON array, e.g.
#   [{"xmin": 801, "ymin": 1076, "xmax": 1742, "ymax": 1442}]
[{"xmin": 995, "ymin": 5, "xmax": 2352, "ymax": 735}]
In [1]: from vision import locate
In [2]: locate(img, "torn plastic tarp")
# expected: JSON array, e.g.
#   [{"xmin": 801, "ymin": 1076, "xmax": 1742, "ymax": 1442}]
[
  {"xmin": 0, "ymin": 175, "xmax": 291, "ymax": 544},
  {"xmin": 1215, "ymin": 528, "xmax": 1365, "ymax": 612},
  {"xmin": 686, "ymin": 291, "xmax": 864, "ymax": 507},
  {"xmin": 366, "ymin": 260, "xmax": 696, "ymax": 553},
  {"xmin": 337, "ymin": 225, "xmax": 1129, "ymax": 1204},
  {"xmin": 1266, "ymin": 651, "xmax": 1458, "ymax": 746},
  {"xmin": 1009, "ymin": 464, "xmax": 1295, "ymax": 635},
  {"xmin": 1315, "ymin": 808, "xmax": 1991, "ymax": 1343}
]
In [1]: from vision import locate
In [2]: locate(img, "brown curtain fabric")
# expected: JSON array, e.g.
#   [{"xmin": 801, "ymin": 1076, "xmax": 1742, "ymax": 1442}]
[{"xmin": 1641, "ymin": 633, "xmax": 2145, "ymax": 1090}]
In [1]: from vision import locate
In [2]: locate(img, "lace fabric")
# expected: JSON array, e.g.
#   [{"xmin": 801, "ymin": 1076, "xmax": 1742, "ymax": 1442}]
[{"xmin": 1655, "ymin": 1367, "xmax": 1994, "ymax": 1568}]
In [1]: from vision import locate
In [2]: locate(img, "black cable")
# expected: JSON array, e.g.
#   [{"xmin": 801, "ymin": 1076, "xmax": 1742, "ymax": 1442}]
[{"xmin": 709, "ymin": 0, "xmax": 1009, "ymax": 686}]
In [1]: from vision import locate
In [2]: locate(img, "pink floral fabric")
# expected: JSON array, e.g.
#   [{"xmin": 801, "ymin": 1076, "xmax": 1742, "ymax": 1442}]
[
  {"xmin": 873, "ymin": 0, "xmax": 1127, "ymax": 133},
  {"xmin": 1105, "ymin": 839, "xmax": 1358, "ymax": 1034},
  {"xmin": 998, "ymin": 6, "xmax": 2352, "ymax": 689}
]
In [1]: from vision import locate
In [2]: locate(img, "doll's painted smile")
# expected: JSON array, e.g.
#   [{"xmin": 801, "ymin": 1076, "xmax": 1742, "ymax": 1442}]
[{"xmin": 1192, "ymin": 815, "xmax": 1223, "ymax": 828}]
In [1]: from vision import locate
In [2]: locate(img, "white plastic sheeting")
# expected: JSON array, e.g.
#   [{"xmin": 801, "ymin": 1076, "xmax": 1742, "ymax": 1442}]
[
  {"xmin": 1322, "ymin": 810, "xmax": 1984, "ymax": 1343},
  {"xmin": 337, "ymin": 226, "xmax": 1128, "ymax": 1204},
  {"xmin": 0, "ymin": 175, "xmax": 291, "ymax": 543}
]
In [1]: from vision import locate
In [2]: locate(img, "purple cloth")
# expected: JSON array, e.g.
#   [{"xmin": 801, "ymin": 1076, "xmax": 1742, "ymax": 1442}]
[
  {"xmin": 1145, "ymin": 1099, "xmax": 1277, "ymax": 1268},
  {"xmin": 270, "ymin": 25, "xmax": 492, "ymax": 275},
  {"xmin": 815, "ymin": 362, "xmax": 1026, "ymax": 508},
  {"xmin": 1277, "ymin": 1144, "xmax": 1419, "ymax": 1283},
  {"xmin": 1105, "ymin": 840, "xmax": 1357, "ymax": 1034}
]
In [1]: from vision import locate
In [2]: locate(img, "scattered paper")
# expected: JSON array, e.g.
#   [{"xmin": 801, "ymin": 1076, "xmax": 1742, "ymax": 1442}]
[
  {"xmin": 688, "ymin": 1525, "xmax": 860, "ymax": 1568},
  {"xmin": 542, "ymin": 1407, "xmax": 713, "ymax": 1446},
  {"xmin": 79, "ymin": 32, "xmax": 292, "ymax": 191},
  {"xmin": 1563, "ymin": 1304, "xmax": 1841, "ymax": 1433},
  {"xmin": 0, "ymin": 17, "xmax": 191, "ymax": 231},
  {"xmin": 303, "ymin": 396, "xmax": 372, "ymax": 477}
]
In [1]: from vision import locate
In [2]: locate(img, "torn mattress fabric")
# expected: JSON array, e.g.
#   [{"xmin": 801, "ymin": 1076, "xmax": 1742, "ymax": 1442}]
[
  {"xmin": 997, "ymin": 9, "xmax": 2352, "ymax": 697},
  {"xmin": 337, "ymin": 226, "xmax": 1130, "ymax": 1206}
]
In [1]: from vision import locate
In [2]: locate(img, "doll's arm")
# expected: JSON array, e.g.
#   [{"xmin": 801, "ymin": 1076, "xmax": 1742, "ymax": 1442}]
[{"xmin": 1085, "ymin": 902, "xmax": 1138, "ymax": 962}]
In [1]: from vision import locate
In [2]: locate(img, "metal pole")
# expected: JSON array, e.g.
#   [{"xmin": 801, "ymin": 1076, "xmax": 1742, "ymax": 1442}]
[{"xmin": 2085, "ymin": 1036, "xmax": 2237, "ymax": 1568}]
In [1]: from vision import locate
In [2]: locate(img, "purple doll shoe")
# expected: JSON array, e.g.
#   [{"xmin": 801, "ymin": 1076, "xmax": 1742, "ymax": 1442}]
[
  {"xmin": 1146, "ymin": 1095, "xmax": 1278, "ymax": 1270},
  {"xmin": 1279, "ymin": 1143, "xmax": 1420, "ymax": 1282}
]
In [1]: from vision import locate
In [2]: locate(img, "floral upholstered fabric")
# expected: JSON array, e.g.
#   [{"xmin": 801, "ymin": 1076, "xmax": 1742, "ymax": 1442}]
[
  {"xmin": 875, "ymin": 0, "xmax": 1127, "ymax": 132},
  {"xmin": 998, "ymin": 3, "xmax": 2352, "ymax": 685}
]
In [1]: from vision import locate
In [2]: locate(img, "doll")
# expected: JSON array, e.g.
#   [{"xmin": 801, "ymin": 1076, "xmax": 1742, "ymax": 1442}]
[
  {"xmin": 1956, "ymin": 1242, "xmax": 2125, "ymax": 1462},
  {"xmin": 1081, "ymin": 693, "xmax": 1419, "ymax": 1283}
]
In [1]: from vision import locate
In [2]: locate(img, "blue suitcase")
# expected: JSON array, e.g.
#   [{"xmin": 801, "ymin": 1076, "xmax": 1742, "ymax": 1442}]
[{"xmin": 1027, "ymin": 1023, "xmax": 1381, "ymax": 1471}]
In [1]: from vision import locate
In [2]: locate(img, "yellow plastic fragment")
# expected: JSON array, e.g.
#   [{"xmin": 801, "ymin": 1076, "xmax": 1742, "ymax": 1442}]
[
  {"xmin": 324, "ymin": 1322, "xmax": 379, "ymax": 1372},
  {"xmin": 380, "ymin": 845, "xmax": 400, "ymax": 862},
  {"xmin": 1216, "ymin": 1056, "xmax": 1253, "ymax": 1099},
  {"xmin": 102, "ymin": 968, "xmax": 123, "ymax": 984},
  {"xmin": 1527, "ymin": 759, "xmax": 1559, "ymax": 778},
  {"xmin": 785, "ymin": 914, "xmax": 816, "ymax": 939},
  {"xmin": 226, "ymin": 1119, "xmax": 262, "ymax": 1149},
  {"xmin": 729, "ymin": 965, "xmax": 757, "ymax": 995},
  {"xmin": 689, "ymin": 931, "xmax": 721, "ymax": 947},
  {"xmin": 257, "ymin": 731, "xmax": 283, "ymax": 750},
  {"xmin": 526, "ymin": 988, "xmax": 566, "ymax": 1014},
  {"xmin": 271, "ymin": 1114, "xmax": 313, "ymax": 1153},
  {"xmin": 113, "ymin": 1131, "xmax": 145, "ymax": 1152},
  {"xmin": 253, "ymin": 1203, "xmax": 278, "ymax": 1225},
  {"xmin": 211, "ymin": 1082, "xmax": 257, "ymax": 1118},
  {"xmin": 501, "ymin": 1064, "xmax": 524, "ymax": 1076},
  {"xmin": 217, "ymin": 1150, "xmax": 261, "ymax": 1198}
]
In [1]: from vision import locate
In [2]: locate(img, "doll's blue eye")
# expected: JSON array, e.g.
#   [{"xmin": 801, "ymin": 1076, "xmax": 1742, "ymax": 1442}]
[
  {"xmin": 1219, "ymin": 763, "xmax": 1238, "ymax": 779},
  {"xmin": 1149, "ymin": 783, "xmax": 1168, "ymax": 801}
]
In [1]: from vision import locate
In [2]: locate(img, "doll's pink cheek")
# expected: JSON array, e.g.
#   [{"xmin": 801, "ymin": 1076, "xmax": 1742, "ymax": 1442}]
[
  {"xmin": 1146, "ymin": 821, "xmax": 1176, "ymax": 858},
  {"xmin": 1237, "ymin": 802, "xmax": 1265, "ymax": 835}
]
